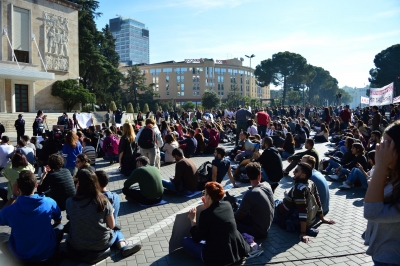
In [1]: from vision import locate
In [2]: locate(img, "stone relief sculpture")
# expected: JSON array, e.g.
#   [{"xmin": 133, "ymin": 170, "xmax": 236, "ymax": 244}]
[{"xmin": 44, "ymin": 12, "xmax": 69, "ymax": 72}]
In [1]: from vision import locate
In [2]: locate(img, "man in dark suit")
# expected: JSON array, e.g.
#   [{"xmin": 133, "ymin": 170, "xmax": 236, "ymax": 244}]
[{"xmin": 14, "ymin": 114, "xmax": 25, "ymax": 142}]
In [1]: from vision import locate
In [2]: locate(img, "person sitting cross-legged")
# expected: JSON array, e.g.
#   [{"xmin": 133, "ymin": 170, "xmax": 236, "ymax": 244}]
[
  {"xmin": 162, "ymin": 148, "xmax": 198, "ymax": 195},
  {"xmin": 96, "ymin": 170, "xmax": 120, "ymax": 224},
  {"xmin": 66, "ymin": 169, "xmax": 141, "ymax": 262},
  {"xmin": 300, "ymin": 155, "xmax": 330, "ymax": 215},
  {"xmin": 274, "ymin": 162, "xmax": 335, "ymax": 243},
  {"xmin": 235, "ymin": 162, "xmax": 274, "ymax": 238},
  {"xmin": 339, "ymin": 150, "xmax": 375, "ymax": 190},
  {"xmin": 37, "ymin": 153, "xmax": 76, "ymax": 211},
  {"xmin": 283, "ymin": 138, "xmax": 320, "ymax": 176},
  {"xmin": 0, "ymin": 170, "xmax": 64, "ymax": 264},
  {"xmin": 212, "ymin": 147, "xmax": 239, "ymax": 187},
  {"xmin": 122, "ymin": 156, "xmax": 164, "ymax": 205}
]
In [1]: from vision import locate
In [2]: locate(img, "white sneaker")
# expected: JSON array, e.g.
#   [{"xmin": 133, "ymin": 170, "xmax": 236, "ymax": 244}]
[{"xmin": 339, "ymin": 182, "xmax": 352, "ymax": 189}]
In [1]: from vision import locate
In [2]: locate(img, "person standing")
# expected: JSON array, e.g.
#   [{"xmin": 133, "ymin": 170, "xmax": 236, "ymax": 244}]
[
  {"xmin": 256, "ymin": 108, "xmax": 270, "ymax": 138},
  {"xmin": 235, "ymin": 107, "xmax": 252, "ymax": 145},
  {"xmin": 73, "ymin": 111, "xmax": 78, "ymax": 129},
  {"xmin": 14, "ymin": 114, "xmax": 25, "ymax": 142},
  {"xmin": 104, "ymin": 110, "xmax": 111, "ymax": 128}
]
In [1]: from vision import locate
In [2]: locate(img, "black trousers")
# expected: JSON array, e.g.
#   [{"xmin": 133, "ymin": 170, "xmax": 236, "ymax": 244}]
[
  {"xmin": 17, "ymin": 131, "xmax": 25, "ymax": 142},
  {"xmin": 122, "ymin": 187, "xmax": 162, "ymax": 205}
]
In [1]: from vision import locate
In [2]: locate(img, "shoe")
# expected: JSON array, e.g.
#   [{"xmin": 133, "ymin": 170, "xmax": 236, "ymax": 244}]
[
  {"xmin": 339, "ymin": 182, "xmax": 353, "ymax": 189},
  {"xmin": 121, "ymin": 242, "xmax": 142, "ymax": 257},
  {"xmin": 328, "ymin": 174, "xmax": 340, "ymax": 180}
]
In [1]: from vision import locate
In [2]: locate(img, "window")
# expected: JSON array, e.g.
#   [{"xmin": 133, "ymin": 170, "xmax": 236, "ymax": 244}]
[
  {"xmin": 192, "ymin": 75, "xmax": 200, "ymax": 82},
  {"xmin": 175, "ymin": 68, "xmax": 188, "ymax": 74},
  {"xmin": 13, "ymin": 7, "xmax": 30, "ymax": 63},
  {"xmin": 177, "ymin": 91, "xmax": 184, "ymax": 96},
  {"xmin": 166, "ymin": 84, "xmax": 169, "ymax": 91},
  {"xmin": 180, "ymin": 84, "xmax": 184, "ymax": 90},
  {"xmin": 218, "ymin": 76, "xmax": 224, "ymax": 83},
  {"xmin": 167, "ymin": 91, "xmax": 169, "ymax": 96},
  {"xmin": 193, "ymin": 91, "xmax": 200, "ymax": 96},
  {"xmin": 177, "ymin": 76, "xmax": 184, "ymax": 83},
  {"xmin": 163, "ymin": 68, "xmax": 172, "ymax": 74}
]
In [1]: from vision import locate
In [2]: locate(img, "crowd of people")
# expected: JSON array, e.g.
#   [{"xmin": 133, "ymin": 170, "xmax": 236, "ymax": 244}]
[{"xmin": 0, "ymin": 102, "xmax": 398, "ymax": 265}]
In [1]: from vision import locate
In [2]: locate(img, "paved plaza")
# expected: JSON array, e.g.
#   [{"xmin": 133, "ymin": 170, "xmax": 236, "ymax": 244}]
[{"xmin": 0, "ymin": 132, "xmax": 372, "ymax": 265}]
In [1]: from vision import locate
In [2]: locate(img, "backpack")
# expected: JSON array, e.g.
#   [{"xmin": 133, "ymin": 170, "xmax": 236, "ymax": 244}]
[
  {"xmin": 138, "ymin": 126, "xmax": 155, "ymax": 149},
  {"xmin": 196, "ymin": 161, "xmax": 213, "ymax": 190},
  {"xmin": 107, "ymin": 135, "xmax": 119, "ymax": 154},
  {"xmin": 306, "ymin": 185, "xmax": 319, "ymax": 227}
]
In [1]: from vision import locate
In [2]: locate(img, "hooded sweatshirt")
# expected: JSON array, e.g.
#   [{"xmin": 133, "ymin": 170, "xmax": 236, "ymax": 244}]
[
  {"xmin": 208, "ymin": 128, "xmax": 220, "ymax": 148},
  {"xmin": 0, "ymin": 194, "xmax": 61, "ymax": 262}
]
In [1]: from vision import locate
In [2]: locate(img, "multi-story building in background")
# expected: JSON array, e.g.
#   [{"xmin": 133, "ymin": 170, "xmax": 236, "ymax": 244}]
[
  {"xmin": 109, "ymin": 17, "xmax": 149, "ymax": 65},
  {"xmin": 120, "ymin": 58, "xmax": 270, "ymax": 107},
  {"xmin": 342, "ymin": 85, "xmax": 369, "ymax": 108}
]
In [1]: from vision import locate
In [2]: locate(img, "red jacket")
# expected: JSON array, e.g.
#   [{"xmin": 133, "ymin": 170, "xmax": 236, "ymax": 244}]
[{"xmin": 208, "ymin": 128, "xmax": 220, "ymax": 148}]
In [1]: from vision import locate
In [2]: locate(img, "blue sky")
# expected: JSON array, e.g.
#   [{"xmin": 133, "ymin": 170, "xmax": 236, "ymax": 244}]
[{"xmin": 95, "ymin": 0, "xmax": 400, "ymax": 89}]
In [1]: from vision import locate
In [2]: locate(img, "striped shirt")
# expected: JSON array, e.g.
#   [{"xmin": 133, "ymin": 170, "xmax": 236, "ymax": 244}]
[
  {"xmin": 283, "ymin": 179, "xmax": 322, "ymax": 223},
  {"xmin": 82, "ymin": 145, "xmax": 96, "ymax": 167}
]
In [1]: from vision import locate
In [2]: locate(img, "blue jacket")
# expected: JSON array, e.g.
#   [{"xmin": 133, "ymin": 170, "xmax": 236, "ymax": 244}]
[
  {"xmin": 310, "ymin": 169, "xmax": 330, "ymax": 215},
  {"xmin": 179, "ymin": 137, "xmax": 198, "ymax": 157},
  {"xmin": 0, "ymin": 194, "xmax": 62, "ymax": 262}
]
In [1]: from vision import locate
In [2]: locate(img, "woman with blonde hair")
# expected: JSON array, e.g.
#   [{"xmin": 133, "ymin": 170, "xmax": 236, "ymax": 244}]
[
  {"xmin": 62, "ymin": 131, "xmax": 82, "ymax": 176},
  {"xmin": 118, "ymin": 123, "xmax": 137, "ymax": 176}
]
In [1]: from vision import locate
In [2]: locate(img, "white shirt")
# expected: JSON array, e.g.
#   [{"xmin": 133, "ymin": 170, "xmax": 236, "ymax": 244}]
[
  {"xmin": 247, "ymin": 125, "xmax": 258, "ymax": 135},
  {"xmin": 0, "ymin": 144, "xmax": 15, "ymax": 168}
]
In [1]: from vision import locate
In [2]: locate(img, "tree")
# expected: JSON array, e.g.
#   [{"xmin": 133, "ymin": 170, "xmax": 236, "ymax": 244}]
[
  {"xmin": 143, "ymin": 103, "xmax": 149, "ymax": 113},
  {"xmin": 287, "ymin": 90, "xmax": 301, "ymax": 105},
  {"xmin": 72, "ymin": 0, "xmax": 121, "ymax": 104},
  {"xmin": 225, "ymin": 83, "xmax": 242, "ymax": 108},
  {"xmin": 369, "ymin": 44, "xmax": 400, "ymax": 95},
  {"xmin": 201, "ymin": 91, "xmax": 220, "ymax": 110},
  {"xmin": 182, "ymin": 102, "xmax": 195, "ymax": 111},
  {"xmin": 126, "ymin": 103, "xmax": 134, "ymax": 113},
  {"xmin": 135, "ymin": 103, "xmax": 140, "ymax": 113},
  {"xmin": 123, "ymin": 65, "xmax": 147, "ymax": 108},
  {"xmin": 52, "ymin": 79, "xmax": 95, "ymax": 111},
  {"xmin": 109, "ymin": 101, "xmax": 117, "ymax": 111},
  {"xmin": 305, "ymin": 65, "xmax": 339, "ymax": 105},
  {"xmin": 255, "ymin": 51, "xmax": 308, "ymax": 106}
]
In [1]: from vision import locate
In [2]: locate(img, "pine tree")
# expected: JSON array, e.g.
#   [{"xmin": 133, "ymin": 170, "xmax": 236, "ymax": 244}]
[
  {"xmin": 109, "ymin": 101, "xmax": 117, "ymax": 111},
  {"xmin": 126, "ymin": 103, "xmax": 134, "ymax": 113}
]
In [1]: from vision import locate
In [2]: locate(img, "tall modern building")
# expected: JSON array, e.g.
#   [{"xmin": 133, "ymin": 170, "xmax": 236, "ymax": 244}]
[{"xmin": 109, "ymin": 17, "xmax": 149, "ymax": 65}]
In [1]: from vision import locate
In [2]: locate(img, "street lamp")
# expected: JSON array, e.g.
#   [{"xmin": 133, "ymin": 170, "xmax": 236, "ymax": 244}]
[{"xmin": 245, "ymin": 54, "xmax": 255, "ymax": 69}]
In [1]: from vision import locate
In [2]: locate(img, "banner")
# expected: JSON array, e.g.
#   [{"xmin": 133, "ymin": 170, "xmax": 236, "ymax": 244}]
[
  {"xmin": 361, "ymin": 96, "xmax": 370, "ymax": 104},
  {"xmin": 369, "ymin": 83, "xmax": 393, "ymax": 106},
  {"xmin": 75, "ymin": 113, "xmax": 93, "ymax": 128},
  {"xmin": 393, "ymin": 95, "xmax": 400, "ymax": 104}
]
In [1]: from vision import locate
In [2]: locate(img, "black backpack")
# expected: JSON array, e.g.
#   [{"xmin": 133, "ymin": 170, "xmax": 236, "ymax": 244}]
[
  {"xmin": 196, "ymin": 161, "xmax": 213, "ymax": 190},
  {"xmin": 138, "ymin": 126, "xmax": 155, "ymax": 149}
]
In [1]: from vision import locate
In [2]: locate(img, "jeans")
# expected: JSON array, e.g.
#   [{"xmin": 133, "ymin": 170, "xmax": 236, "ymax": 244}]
[
  {"xmin": 122, "ymin": 187, "xmax": 162, "ymax": 205},
  {"xmin": 339, "ymin": 146, "xmax": 348, "ymax": 154},
  {"xmin": 257, "ymin": 125, "xmax": 267, "ymax": 138},
  {"xmin": 109, "ymin": 229, "xmax": 125, "ymax": 248},
  {"xmin": 182, "ymin": 237, "xmax": 203, "ymax": 262},
  {"xmin": 281, "ymin": 151, "xmax": 293, "ymax": 160},
  {"xmin": 261, "ymin": 168, "xmax": 278, "ymax": 184},
  {"xmin": 160, "ymin": 151, "xmax": 165, "ymax": 162},
  {"xmin": 140, "ymin": 147, "xmax": 157, "ymax": 166},
  {"xmin": 325, "ymin": 159, "xmax": 350, "ymax": 175},
  {"xmin": 347, "ymin": 168, "xmax": 369, "ymax": 188},
  {"xmin": 342, "ymin": 121, "xmax": 349, "ymax": 129},
  {"xmin": 104, "ymin": 154, "xmax": 119, "ymax": 163},
  {"xmin": 162, "ymin": 179, "xmax": 194, "ymax": 195}
]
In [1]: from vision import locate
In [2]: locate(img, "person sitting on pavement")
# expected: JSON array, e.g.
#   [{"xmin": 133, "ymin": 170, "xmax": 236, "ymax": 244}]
[
  {"xmin": 82, "ymin": 137, "xmax": 96, "ymax": 169},
  {"xmin": 66, "ymin": 169, "xmax": 141, "ymax": 259},
  {"xmin": 277, "ymin": 132, "xmax": 295, "ymax": 159},
  {"xmin": 204, "ymin": 124, "xmax": 220, "ymax": 154},
  {"xmin": 324, "ymin": 142, "xmax": 368, "ymax": 180},
  {"xmin": 73, "ymin": 154, "xmax": 95, "ymax": 183},
  {"xmin": 96, "ymin": 170, "xmax": 120, "ymax": 224},
  {"xmin": 37, "ymin": 153, "xmax": 76, "ymax": 211},
  {"xmin": 182, "ymin": 182, "xmax": 250, "ymax": 265},
  {"xmin": 122, "ymin": 156, "xmax": 164, "ymax": 205},
  {"xmin": 162, "ymin": 148, "xmax": 198, "ymax": 195},
  {"xmin": 339, "ymin": 150, "xmax": 375, "ymax": 190},
  {"xmin": 274, "ymin": 162, "xmax": 335, "ymax": 243},
  {"xmin": 254, "ymin": 136, "xmax": 283, "ymax": 192},
  {"xmin": 301, "ymin": 155, "xmax": 330, "ymax": 215},
  {"xmin": 62, "ymin": 131, "xmax": 83, "ymax": 176},
  {"xmin": 228, "ymin": 131, "xmax": 247, "ymax": 160},
  {"xmin": 0, "ymin": 136, "xmax": 14, "ymax": 173},
  {"xmin": 102, "ymin": 129, "xmax": 120, "ymax": 165},
  {"xmin": 366, "ymin": 130, "xmax": 381, "ymax": 152},
  {"xmin": 283, "ymin": 138, "xmax": 320, "ymax": 175},
  {"xmin": 235, "ymin": 162, "xmax": 274, "ymax": 238},
  {"xmin": 178, "ymin": 129, "xmax": 198, "ymax": 158},
  {"xmin": 293, "ymin": 124, "xmax": 307, "ymax": 148},
  {"xmin": 0, "ymin": 151, "xmax": 35, "ymax": 205},
  {"xmin": 161, "ymin": 133, "xmax": 179, "ymax": 163},
  {"xmin": 7, "ymin": 140, "xmax": 35, "ymax": 166},
  {"xmin": 0, "ymin": 170, "xmax": 64, "ymax": 264},
  {"xmin": 212, "ymin": 147, "xmax": 239, "ymax": 187}
]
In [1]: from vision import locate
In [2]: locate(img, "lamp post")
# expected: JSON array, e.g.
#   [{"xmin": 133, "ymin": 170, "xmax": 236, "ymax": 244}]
[{"xmin": 245, "ymin": 54, "xmax": 255, "ymax": 69}]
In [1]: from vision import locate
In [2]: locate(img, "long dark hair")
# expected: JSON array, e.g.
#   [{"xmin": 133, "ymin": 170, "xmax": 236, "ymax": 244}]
[
  {"xmin": 12, "ymin": 150, "xmax": 29, "ymax": 168},
  {"xmin": 73, "ymin": 169, "xmax": 107, "ymax": 212},
  {"xmin": 285, "ymin": 132, "xmax": 295, "ymax": 145},
  {"xmin": 383, "ymin": 121, "xmax": 400, "ymax": 210}
]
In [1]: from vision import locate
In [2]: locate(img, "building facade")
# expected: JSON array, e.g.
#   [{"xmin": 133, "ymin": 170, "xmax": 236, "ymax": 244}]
[
  {"xmin": 0, "ymin": 0, "xmax": 79, "ymax": 113},
  {"xmin": 110, "ymin": 17, "xmax": 149, "ymax": 65},
  {"xmin": 123, "ymin": 58, "xmax": 269, "ymax": 106}
]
